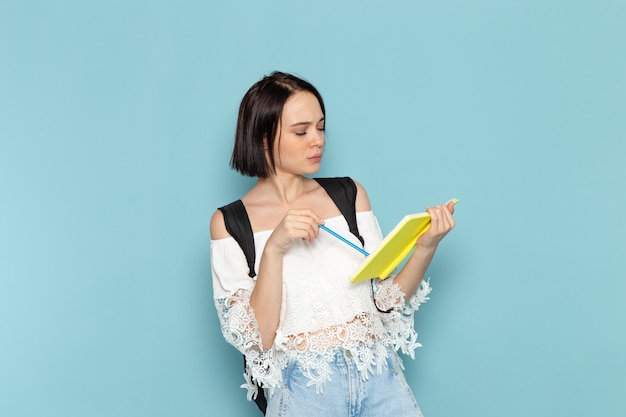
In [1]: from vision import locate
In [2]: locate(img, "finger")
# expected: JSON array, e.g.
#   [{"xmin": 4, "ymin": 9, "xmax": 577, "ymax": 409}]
[
  {"xmin": 289, "ymin": 208, "xmax": 323, "ymax": 221},
  {"xmin": 300, "ymin": 222, "xmax": 320, "ymax": 241},
  {"xmin": 430, "ymin": 206, "xmax": 445, "ymax": 233},
  {"xmin": 285, "ymin": 219, "xmax": 317, "ymax": 239},
  {"xmin": 299, "ymin": 211, "xmax": 324, "ymax": 238},
  {"xmin": 287, "ymin": 216, "xmax": 322, "ymax": 241},
  {"xmin": 437, "ymin": 204, "xmax": 455, "ymax": 231},
  {"xmin": 282, "ymin": 226, "xmax": 314, "ymax": 243},
  {"xmin": 427, "ymin": 206, "xmax": 442, "ymax": 233},
  {"xmin": 430, "ymin": 205, "xmax": 453, "ymax": 233},
  {"xmin": 443, "ymin": 206, "xmax": 455, "ymax": 229},
  {"xmin": 435, "ymin": 203, "xmax": 452, "ymax": 222}
]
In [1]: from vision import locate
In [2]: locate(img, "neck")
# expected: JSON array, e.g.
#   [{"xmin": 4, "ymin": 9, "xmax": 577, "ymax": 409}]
[{"xmin": 256, "ymin": 174, "xmax": 310, "ymax": 205}]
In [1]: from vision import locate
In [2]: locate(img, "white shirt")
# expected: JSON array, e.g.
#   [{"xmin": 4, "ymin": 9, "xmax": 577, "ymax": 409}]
[{"xmin": 211, "ymin": 211, "xmax": 431, "ymax": 396}]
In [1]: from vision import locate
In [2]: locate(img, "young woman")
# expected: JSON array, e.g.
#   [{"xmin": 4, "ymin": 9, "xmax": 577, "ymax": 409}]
[{"xmin": 210, "ymin": 71, "xmax": 455, "ymax": 417}]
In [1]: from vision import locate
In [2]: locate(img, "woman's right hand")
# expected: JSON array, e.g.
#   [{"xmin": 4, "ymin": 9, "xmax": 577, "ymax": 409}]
[{"xmin": 265, "ymin": 209, "xmax": 324, "ymax": 254}]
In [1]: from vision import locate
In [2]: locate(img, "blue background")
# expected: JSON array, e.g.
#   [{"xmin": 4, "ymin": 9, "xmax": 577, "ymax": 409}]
[{"xmin": 1, "ymin": 1, "xmax": 625, "ymax": 416}]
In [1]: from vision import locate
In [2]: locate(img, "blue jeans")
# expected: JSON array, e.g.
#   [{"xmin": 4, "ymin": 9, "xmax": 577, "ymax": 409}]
[{"xmin": 265, "ymin": 348, "xmax": 425, "ymax": 417}]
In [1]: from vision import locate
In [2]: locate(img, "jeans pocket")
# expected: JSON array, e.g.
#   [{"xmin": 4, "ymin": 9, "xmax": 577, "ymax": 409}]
[{"xmin": 388, "ymin": 353, "xmax": 421, "ymax": 408}]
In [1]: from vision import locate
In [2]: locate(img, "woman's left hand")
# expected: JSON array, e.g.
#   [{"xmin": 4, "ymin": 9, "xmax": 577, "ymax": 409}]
[{"xmin": 416, "ymin": 201, "xmax": 456, "ymax": 249}]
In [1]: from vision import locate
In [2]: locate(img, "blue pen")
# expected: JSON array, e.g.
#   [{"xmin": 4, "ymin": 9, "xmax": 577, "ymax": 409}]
[{"xmin": 319, "ymin": 224, "xmax": 370, "ymax": 256}]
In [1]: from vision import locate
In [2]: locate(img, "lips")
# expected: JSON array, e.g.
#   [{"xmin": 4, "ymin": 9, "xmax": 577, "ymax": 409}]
[{"xmin": 308, "ymin": 154, "xmax": 323, "ymax": 163}]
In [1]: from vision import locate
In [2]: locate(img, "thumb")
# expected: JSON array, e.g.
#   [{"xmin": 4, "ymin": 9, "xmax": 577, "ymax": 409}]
[{"xmin": 446, "ymin": 198, "xmax": 458, "ymax": 214}]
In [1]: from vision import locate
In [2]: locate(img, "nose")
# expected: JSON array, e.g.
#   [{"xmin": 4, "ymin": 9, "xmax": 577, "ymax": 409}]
[{"xmin": 312, "ymin": 129, "xmax": 324, "ymax": 148}]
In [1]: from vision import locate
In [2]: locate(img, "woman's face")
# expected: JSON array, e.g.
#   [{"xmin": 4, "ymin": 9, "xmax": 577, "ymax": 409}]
[{"xmin": 271, "ymin": 91, "xmax": 325, "ymax": 176}]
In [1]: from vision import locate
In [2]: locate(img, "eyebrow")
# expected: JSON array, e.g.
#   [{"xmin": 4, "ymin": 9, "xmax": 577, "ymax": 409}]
[{"xmin": 289, "ymin": 117, "xmax": 325, "ymax": 127}]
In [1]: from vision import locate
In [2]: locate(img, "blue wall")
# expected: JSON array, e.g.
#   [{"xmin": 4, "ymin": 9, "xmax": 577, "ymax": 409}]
[{"xmin": 1, "ymin": 1, "xmax": 624, "ymax": 416}]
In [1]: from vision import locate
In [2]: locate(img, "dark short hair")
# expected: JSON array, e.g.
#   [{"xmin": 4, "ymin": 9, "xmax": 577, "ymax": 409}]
[{"xmin": 230, "ymin": 71, "xmax": 326, "ymax": 177}]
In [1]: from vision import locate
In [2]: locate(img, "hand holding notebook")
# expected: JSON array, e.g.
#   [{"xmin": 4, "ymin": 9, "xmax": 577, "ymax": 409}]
[{"xmin": 349, "ymin": 198, "xmax": 457, "ymax": 283}]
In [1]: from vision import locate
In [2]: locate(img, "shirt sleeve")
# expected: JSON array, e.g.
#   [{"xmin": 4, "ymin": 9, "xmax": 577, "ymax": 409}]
[
  {"xmin": 373, "ymin": 276, "xmax": 432, "ymax": 357},
  {"xmin": 210, "ymin": 238, "xmax": 283, "ymax": 393},
  {"xmin": 356, "ymin": 212, "xmax": 433, "ymax": 356}
]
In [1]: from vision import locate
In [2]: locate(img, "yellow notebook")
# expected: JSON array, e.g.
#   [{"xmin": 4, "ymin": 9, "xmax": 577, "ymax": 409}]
[{"xmin": 350, "ymin": 212, "xmax": 433, "ymax": 283}]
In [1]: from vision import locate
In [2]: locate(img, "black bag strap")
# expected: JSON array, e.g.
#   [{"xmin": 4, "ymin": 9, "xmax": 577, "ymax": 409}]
[
  {"xmin": 313, "ymin": 177, "xmax": 364, "ymax": 246},
  {"xmin": 218, "ymin": 200, "xmax": 257, "ymax": 278}
]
